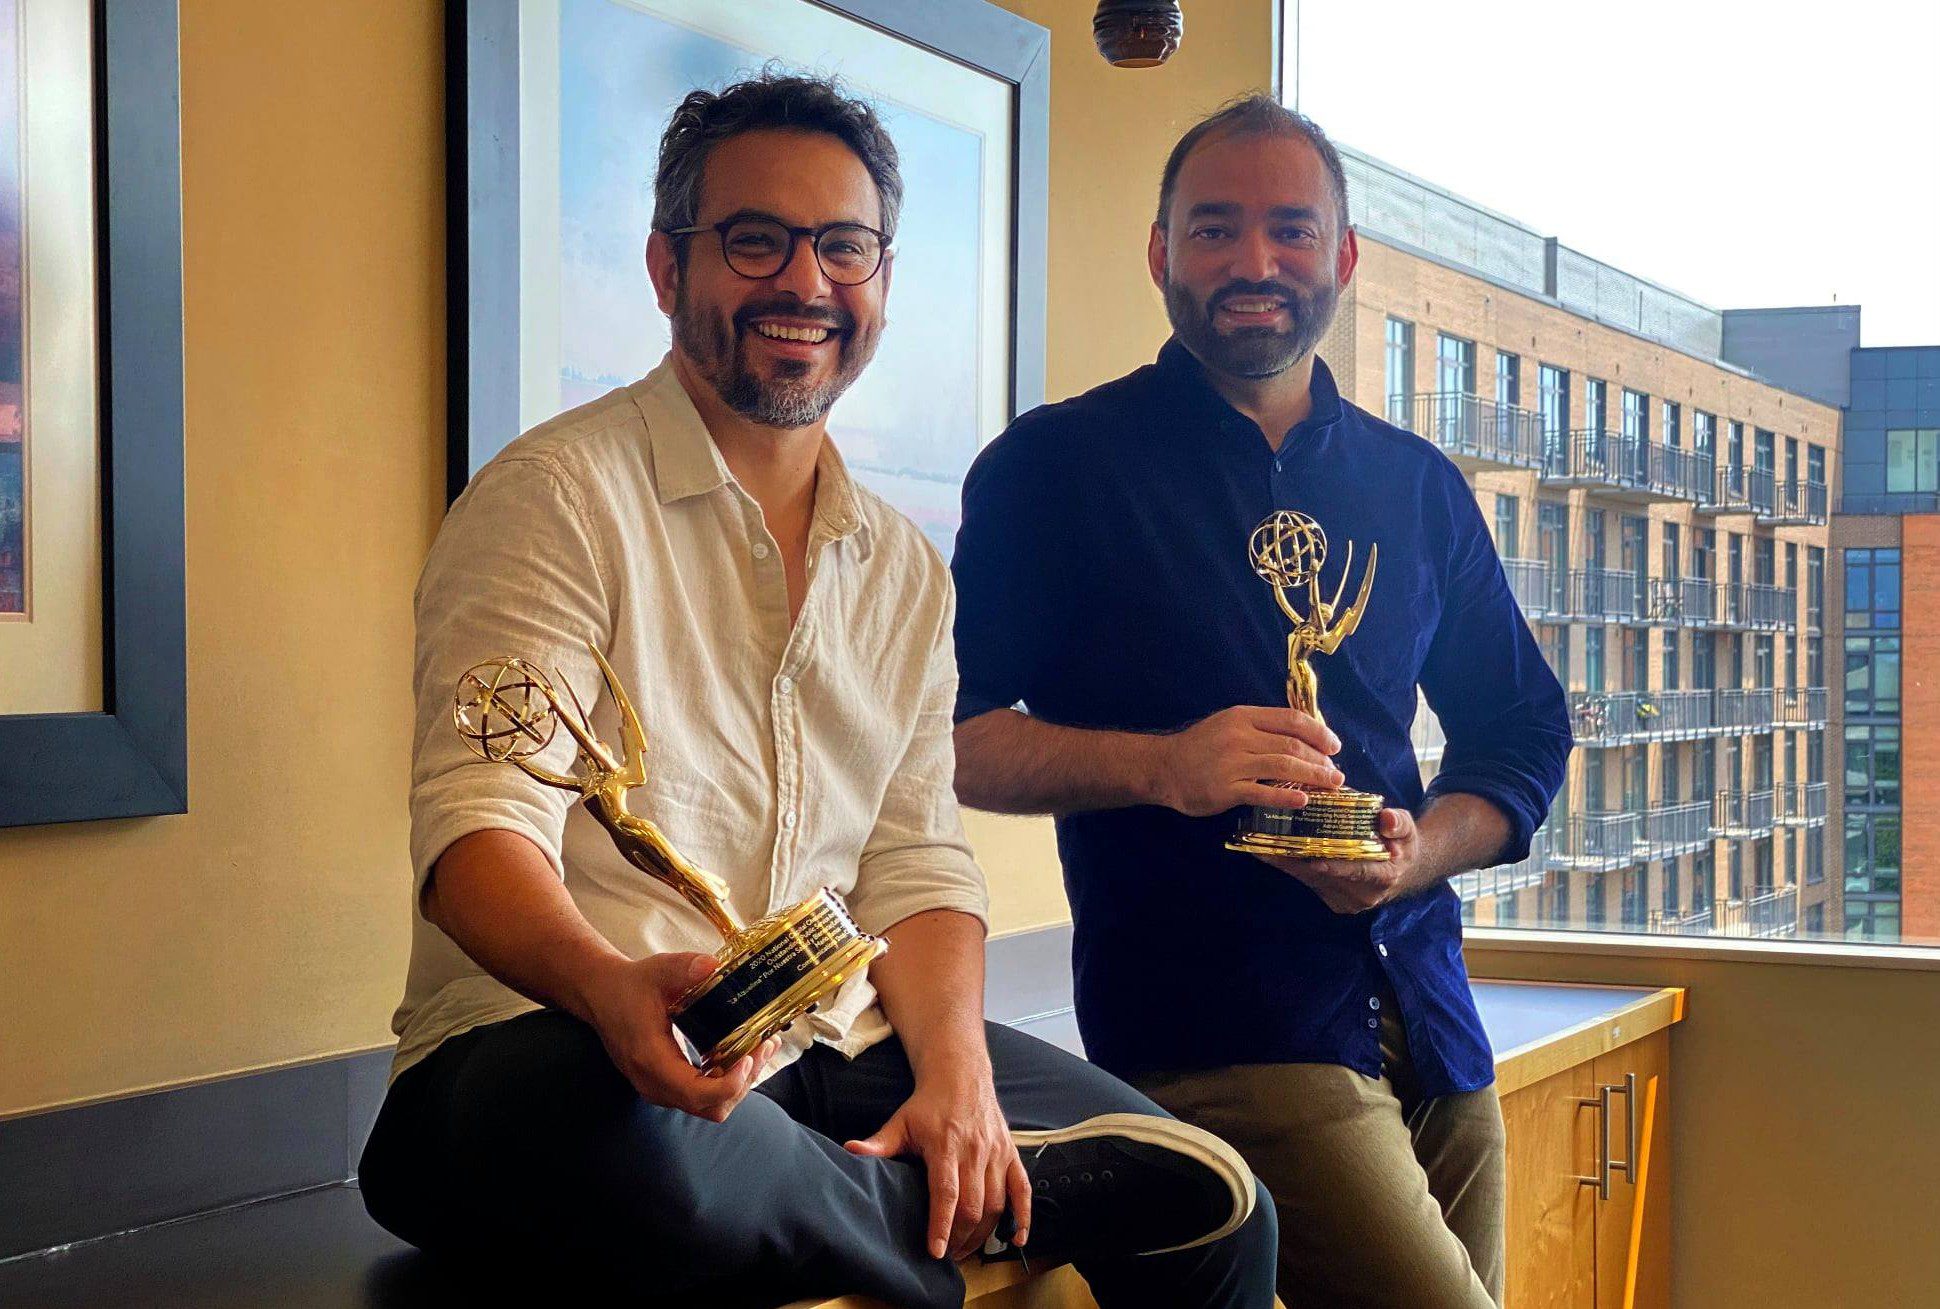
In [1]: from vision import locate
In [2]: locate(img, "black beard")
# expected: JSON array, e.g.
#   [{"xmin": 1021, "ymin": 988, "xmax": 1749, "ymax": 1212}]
[
  {"xmin": 1164, "ymin": 276, "xmax": 1338, "ymax": 379},
  {"xmin": 670, "ymin": 287, "xmax": 878, "ymax": 429}
]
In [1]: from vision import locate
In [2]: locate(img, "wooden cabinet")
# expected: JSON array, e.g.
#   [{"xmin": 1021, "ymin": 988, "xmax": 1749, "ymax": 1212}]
[{"xmin": 1501, "ymin": 1027, "xmax": 1674, "ymax": 1309}]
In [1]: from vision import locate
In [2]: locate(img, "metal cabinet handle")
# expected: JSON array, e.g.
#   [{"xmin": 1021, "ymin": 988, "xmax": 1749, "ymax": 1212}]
[{"xmin": 1575, "ymin": 1072, "xmax": 1638, "ymax": 1200}]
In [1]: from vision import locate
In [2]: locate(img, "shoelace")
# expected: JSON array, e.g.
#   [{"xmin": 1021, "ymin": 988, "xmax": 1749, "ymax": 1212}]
[{"xmin": 994, "ymin": 1142, "xmax": 1120, "ymax": 1271}]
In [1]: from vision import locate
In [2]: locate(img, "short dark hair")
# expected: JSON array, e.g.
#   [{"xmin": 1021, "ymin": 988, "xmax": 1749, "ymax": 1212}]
[
  {"xmin": 653, "ymin": 69, "xmax": 904, "ymax": 253},
  {"xmin": 1156, "ymin": 94, "xmax": 1350, "ymax": 233}
]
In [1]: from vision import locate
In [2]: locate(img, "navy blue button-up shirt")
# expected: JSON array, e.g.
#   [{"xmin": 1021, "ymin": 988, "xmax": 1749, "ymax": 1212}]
[{"xmin": 951, "ymin": 340, "xmax": 1571, "ymax": 1093}]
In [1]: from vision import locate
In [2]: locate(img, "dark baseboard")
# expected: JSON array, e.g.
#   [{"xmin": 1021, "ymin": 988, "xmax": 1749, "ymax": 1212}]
[{"xmin": 0, "ymin": 1048, "xmax": 393, "ymax": 1262}]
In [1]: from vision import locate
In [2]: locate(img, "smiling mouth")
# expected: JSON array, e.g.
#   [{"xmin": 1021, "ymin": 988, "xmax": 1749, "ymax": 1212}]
[
  {"xmin": 1217, "ymin": 298, "xmax": 1288, "ymax": 315},
  {"xmin": 749, "ymin": 322, "xmax": 836, "ymax": 344}
]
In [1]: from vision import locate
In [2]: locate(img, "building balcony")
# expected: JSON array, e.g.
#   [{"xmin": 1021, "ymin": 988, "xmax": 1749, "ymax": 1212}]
[
  {"xmin": 1774, "ymin": 686, "xmax": 1829, "ymax": 728},
  {"xmin": 1563, "ymin": 568, "xmax": 1639, "ymax": 623},
  {"xmin": 1638, "ymin": 799, "xmax": 1714, "ymax": 861},
  {"xmin": 1541, "ymin": 430, "xmax": 1710, "ymax": 504},
  {"xmin": 1747, "ymin": 466, "xmax": 1777, "ymax": 517},
  {"xmin": 1720, "ymin": 582, "xmax": 1796, "ymax": 631},
  {"xmin": 1714, "ymin": 884, "xmax": 1799, "ymax": 939},
  {"xmin": 1548, "ymin": 812, "xmax": 1643, "ymax": 874},
  {"xmin": 1759, "ymin": 479, "xmax": 1829, "ymax": 527},
  {"xmin": 1389, "ymin": 392, "xmax": 1547, "ymax": 471},
  {"xmin": 1569, "ymin": 691, "xmax": 1649, "ymax": 746},
  {"xmin": 1641, "ymin": 578, "xmax": 1683, "ymax": 626},
  {"xmin": 1699, "ymin": 463, "xmax": 1755, "ymax": 515},
  {"xmin": 1673, "ymin": 577, "xmax": 1729, "ymax": 628},
  {"xmin": 1775, "ymin": 781, "xmax": 1830, "ymax": 827},
  {"xmin": 1451, "ymin": 831, "xmax": 1550, "ymax": 904},
  {"xmin": 1649, "ymin": 903, "xmax": 1716, "ymax": 935},
  {"xmin": 1713, "ymin": 788, "xmax": 1776, "ymax": 839},
  {"xmin": 1502, "ymin": 558, "xmax": 1555, "ymax": 621},
  {"xmin": 1714, "ymin": 687, "xmax": 1776, "ymax": 732}
]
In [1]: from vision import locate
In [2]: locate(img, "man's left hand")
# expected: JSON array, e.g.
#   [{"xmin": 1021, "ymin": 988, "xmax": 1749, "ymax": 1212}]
[
  {"xmin": 844, "ymin": 1063, "xmax": 1032, "ymax": 1262},
  {"xmin": 1258, "ymin": 807, "xmax": 1438, "ymax": 913}
]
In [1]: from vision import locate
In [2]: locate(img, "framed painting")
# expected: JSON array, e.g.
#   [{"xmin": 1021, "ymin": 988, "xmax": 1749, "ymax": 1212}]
[
  {"xmin": 446, "ymin": 0, "xmax": 1048, "ymax": 558},
  {"xmin": 0, "ymin": 0, "xmax": 185, "ymax": 827}
]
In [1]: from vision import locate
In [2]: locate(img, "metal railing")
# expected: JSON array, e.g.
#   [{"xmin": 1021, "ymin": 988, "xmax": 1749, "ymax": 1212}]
[
  {"xmin": 1644, "ymin": 689, "xmax": 1717, "ymax": 738},
  {"xmin": 1565, "ymin": 568, "xmax": 1638, "ymax": 623},
  {"xmin": 1774, "ymin": 686, "xmax": 1829, "ymax": 727},
  {"xmin": 1747, "ymin": 466, "xmax": 1776, "ymax": 517},
  {"xmin": 1775, "ymin": 781, "xmax": 1830, "ymax": 826},
  {"xmin": 1714, "ymin": 687, "xmax": 1776, "ymax": 732},
  {"xmin": 1390, "ymin": 392, "xmax": 1548, "ymax": 470},
  {"xmin": 1644, "ymin": 577, "xmax": 1683, "ymax": 625},
  {"xmin": 1715, "ymin": 885, "xmax": 1799, "ymax": 939},
  {"xmin": 1714, "ymin": 788, "xmax": 1776, "ymax": 838},
  {"xmin": 1676, "ymin": 577, "xmax": 1723, "ymax": 627},
  {"xmin": 1541, "ymin": 430, "xmax": 1710, "ymax": 502},
  {"xmin": 1502, "ymin": 558, "xmax": 1554, "ymax": 620},
  {"xmin": 1549, "ymin": 812, "xmax": 1644, "ymax": 873},
  {"xmin": 1720, "ymin": 582, "xmax": 1795, "ymax": 630},
  {"xmin": 1761, "ymin": 479, "xmax": 1829, "ymax": 526},
  {"xmin": 1639, "ymin": 800, "xmax": 1713, "ymax": 860},
  {"xmin": 1451, "ymin": 831, "xmax": 1551, "ymax": 904},
  {"xmin": 1704, "ymin": 463, "xmax": 1754, "ymax": 514},
  {"xmin": 1649, "ymin": 904, "xmax": 1716, "ymax": 935},
  {"xmin": 1569, "ymin": 691, "xmax": 1647, "ymax": 746}
]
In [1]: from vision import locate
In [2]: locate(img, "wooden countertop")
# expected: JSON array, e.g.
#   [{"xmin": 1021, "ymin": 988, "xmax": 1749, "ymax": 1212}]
[{"xmin": 1475, "ymin": 979, "xmax": 1686, "ymax": 1097}]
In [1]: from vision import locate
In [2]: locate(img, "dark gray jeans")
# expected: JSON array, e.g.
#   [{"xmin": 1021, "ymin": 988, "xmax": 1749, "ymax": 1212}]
[{"xmin": 359, "ymin": 1010, "xmax": 1277, "ymax": 1308}]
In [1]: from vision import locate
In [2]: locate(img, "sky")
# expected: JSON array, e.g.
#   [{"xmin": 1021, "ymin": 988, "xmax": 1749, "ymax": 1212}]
[{"xmin": 1284, "ymin": 0, "xmax": 1940, "ymax": 347}]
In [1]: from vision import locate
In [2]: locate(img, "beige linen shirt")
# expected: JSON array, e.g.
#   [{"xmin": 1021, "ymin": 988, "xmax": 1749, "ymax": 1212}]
[{"xmin": 392, "ymin": 356, "xmax": 990, "ymax": 1083}]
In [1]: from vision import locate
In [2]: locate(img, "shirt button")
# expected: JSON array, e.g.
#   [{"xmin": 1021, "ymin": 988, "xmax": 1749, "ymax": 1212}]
[
  {"xmin": 752, "ymin": 541, "xmax": 770, "ymax": 560},
  {"xmin": 1368, "ymin": 996, "xmax": 1382, "ymax": 1011},
  {"xmin": 1376, "ymin": 943, "xmax": 1389, "ymax": 957},
  {"xmin": 777, "ymin": 675, "xmax": 794, "ymax": 695},
  {"xmin": 781, "ymin": 811, "xmax": 798, "ymax": 830},
  {"xmin": 1366, "ymin": 1017, "xmax": 1379, "ymax": 1030}
]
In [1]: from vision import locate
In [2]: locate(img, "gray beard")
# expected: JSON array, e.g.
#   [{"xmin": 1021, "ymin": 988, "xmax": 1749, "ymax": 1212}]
[
  {"xmin": 1164, "ymin": 278, "xmax": 1337, "ymax": 379},
  {"xmin": 671, "ymin": 292, "xmax": 870, "ymax": 430}
]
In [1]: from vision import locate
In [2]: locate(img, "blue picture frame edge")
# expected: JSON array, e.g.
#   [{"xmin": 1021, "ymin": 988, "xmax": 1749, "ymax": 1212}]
[
  {"xmin": 0, "ymin": 0, "xmax": 188, "ymax": 828},
  {"xmin": 444, "ymin": 0, "xmax": 1050, "ymax": 501}
]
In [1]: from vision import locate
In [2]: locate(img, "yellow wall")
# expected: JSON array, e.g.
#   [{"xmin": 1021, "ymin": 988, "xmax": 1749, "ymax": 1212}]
[{"xmin": 0, "ymin": 0, "xmax": 1274, "ymax": 1114}]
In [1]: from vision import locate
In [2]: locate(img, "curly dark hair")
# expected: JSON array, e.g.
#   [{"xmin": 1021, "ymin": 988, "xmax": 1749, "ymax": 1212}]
[
  {"xmin": 653, "ymin": 69, "xmax": 904, "ymax": 258},
  {"xmin": 1157, "ymin": 93, "xmax": 1350, "ymax": 232}
]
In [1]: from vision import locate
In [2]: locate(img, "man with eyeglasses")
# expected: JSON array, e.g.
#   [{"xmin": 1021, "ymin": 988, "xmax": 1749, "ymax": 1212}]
[{"xmin": 357, "ymin": 73, "xmax": 1276, "ymax": 1307}]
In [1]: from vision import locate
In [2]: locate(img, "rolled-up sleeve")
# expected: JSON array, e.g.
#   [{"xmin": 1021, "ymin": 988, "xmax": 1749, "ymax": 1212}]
[
  {"xmin": 848, "ymin": 583, "xmax": 991, "ymax": 935},
  {"xmin": 1419, "ymin": 473, "xmax": 1572, "ymax": 863},
  {"xmin": 408, "ymin": 455, "xmax": 614, "ymax": 906}
]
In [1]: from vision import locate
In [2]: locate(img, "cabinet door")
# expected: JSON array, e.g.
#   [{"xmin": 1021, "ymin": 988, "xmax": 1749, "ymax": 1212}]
[
  {"xmin": 1591, "ymin": 1032, "xmax": 1672, "ymax": 1309},
  {"xmin": 1502, "ymin": 1061, "xmax": 1597, "ymax": 1309}
]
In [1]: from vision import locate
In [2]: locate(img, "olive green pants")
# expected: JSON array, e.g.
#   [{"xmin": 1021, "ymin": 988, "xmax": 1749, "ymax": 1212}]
[{"xmin": 1129, "ymin": 1003, "xmax": 1504, "ymax": 1309}]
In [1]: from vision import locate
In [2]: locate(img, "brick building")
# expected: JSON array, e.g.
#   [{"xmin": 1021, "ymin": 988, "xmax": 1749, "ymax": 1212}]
[{"xmin": 1327, "ymin": 148, "xmax": 1839, "ymax": 938}]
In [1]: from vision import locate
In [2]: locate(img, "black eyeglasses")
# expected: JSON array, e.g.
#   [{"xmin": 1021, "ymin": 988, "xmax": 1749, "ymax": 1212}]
[{"xmin": 663, "ymin": 215, "xmax": 889, "ymax": 286}]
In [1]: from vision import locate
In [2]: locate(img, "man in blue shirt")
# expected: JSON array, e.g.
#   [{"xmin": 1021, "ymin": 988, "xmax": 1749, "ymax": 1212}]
[{"xmin": 951, "ymin": 96, "xmax": 1570, "ymax": 1306}]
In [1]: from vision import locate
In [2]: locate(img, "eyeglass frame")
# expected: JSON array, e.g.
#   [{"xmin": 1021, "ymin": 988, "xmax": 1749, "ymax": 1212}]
[{"xmin": 660, "ymin": 212, "xmax": 893, "ymax": 286}]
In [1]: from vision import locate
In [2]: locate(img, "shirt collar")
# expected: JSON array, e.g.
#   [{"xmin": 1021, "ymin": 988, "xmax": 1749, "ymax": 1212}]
[
  {"xmin": 1155, "ymin": 337, "xmax": 1347, "ymax": 448},
  {"xmin": 628, "ymin": 353, "xmax": 871, "ymax": 554}
]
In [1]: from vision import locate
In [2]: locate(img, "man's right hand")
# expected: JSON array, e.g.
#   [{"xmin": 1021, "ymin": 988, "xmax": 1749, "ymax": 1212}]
[
  {"xmin": 583, "ymin": 951, "xmax": 779, "ymax": 1123},
  {"xmin": 1153, "ymin": 705, "xmax": 1345, "ymax": 817}
]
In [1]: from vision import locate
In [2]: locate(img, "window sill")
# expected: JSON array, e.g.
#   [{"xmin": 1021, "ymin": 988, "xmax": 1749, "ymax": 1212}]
[{"xmin": 1465, "ymin": 926, "xmax": 1940, "ymax": 971}]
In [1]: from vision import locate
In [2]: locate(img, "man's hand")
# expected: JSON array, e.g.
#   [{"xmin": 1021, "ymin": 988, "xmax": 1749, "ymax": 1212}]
[
  {"xmin": 844, "ymin": 1061, "xmax": 1032, "ymax": 1262},
  {"xmin": 1155, "ymin": 705, "xmax": 1345, "ymax": 817},
  {"xmin": 1258, "ymin": 807, "xmax": 1438, "ymax": 914},
  {"xmin": 584, "ymin": 951, "xmax": 780, "ymax": 1123}
]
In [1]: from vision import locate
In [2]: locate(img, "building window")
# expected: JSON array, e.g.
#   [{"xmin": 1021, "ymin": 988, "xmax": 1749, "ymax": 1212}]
[
  {"xmin": 1844, "ymin": 815, "xmax": 1901, "ymax": 897},
  {"xmin": 1496, "ymin": 351, "xmax": 1521, "ymax": 407},
  {"xmin": 1622, "ymin": 388, "xmax": 1649, "ymax": 442},
  {"xmin": 1538, "ymin": 364, "xmax": 1570, "ymax": 458},
  {"xmin": 1728, "ymin": 419, "xmax": 1745, "ymax": 470},
  {"xmin": 1754, "ymin": 427, "xmax": 1776, "ymax": 473},
  {"xmin": 1695, "ymin": 411, "xmax": 1717, "ymax": 469},
  {"xmin": 1585, "ymin": 626, "xmax": 1606, "ymax": 693},
  {"xmin": 1807, "ymin": 546, "xmax": 1825, "ymax": 630},
  {"xmin": 1494, "ymin": 495, "xmax": 1520, "ymax": 556},
  {"xmin": 1844, "ymin": 637, "xmax": 1901, "ymax": 714},
  {"xmin": 1808, "ymin": 443, "xmax": 1825, "ymax": 487},
  {"xmin": 1808, "ymin": 636, "xmax": 1824, "ymax": 687},
  {"xmin": 1662, "ymin": 401, "xmax": 1682, "ymax": 449},
  {"xmin": 1693, "ymin": 632, "xmax": 1717, "ymax": 689},
  {"xmin": 1754, "ymin": 636, "xmax": 1776, "ymax": 689},
  {"xmin": 1585, "ymin": 377, "xmax": 1608, "ymax": 434},
  {"xmin": 1845, "ymin": 548, "xmax": 1901, "ymax": 629},
  {"xmin": 1662, "ymin": 630, "xmax": 1681, "ymax": 690},
  {"xmin": 1884, "ymin": 428, "xmax": 1940, "ymax": 493},
  {"xmin": 1844, "ymin": 724, "xmax": 1901, "ymax": 808},
  {"xmin": 1437, "ymin": 333, "xmax": 1477, "ymax": 396},
  {"xmin": 1385, "ymin": 317, "xmax": 1415, "ymax": 415}
]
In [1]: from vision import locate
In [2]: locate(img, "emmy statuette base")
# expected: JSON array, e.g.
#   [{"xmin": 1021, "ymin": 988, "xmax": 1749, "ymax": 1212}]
[{"xmin": 1226, "ymin": 786, "xmax": 1392, "ymax": 862}]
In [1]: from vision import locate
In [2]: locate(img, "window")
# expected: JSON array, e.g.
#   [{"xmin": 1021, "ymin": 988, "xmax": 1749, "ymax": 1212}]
[
  {"xmin": 1622, "ymin": 388, "xmax": 1649, "ymax": 442},
  {"xmin": 1624, "ymin": 629, "xmax": 1648, "ymax": 693},
  {"xmin": 1621, "ymin": 870, "xmax": 1646, "ymax": 930},
  {"xmin": 1693, "ymin": 632, "xmax": 1717, "ymax": 688},
  {"xmin": 1494, "ymin": 495, "xmax": 1520, "ymax": 556},
  {"xmin": 1694, "ymin": 410, "xmax": 1717, "ymax": 468},
  {"xmin": 1845, "ymin": 638, "xmax": 1902, "ymax": 714},
  {"xmin": 1663, "ymin": 522, "xmax": 1682, "ymax": 582},
  {"xmin": 1621, "ymin": 515, "xmax": 1648, "ymax": 617},
  {"xmin": 1538, "ymin": 364, "xmax": 1570, "ymax": 460},
  {"xmin": 1385, "ymin": 317, "xmax": 1415, "ymax": 416},
  {"xmin": 1754, "ymin": 636, "xmax": 1775, "ymax": 690},
  {"xmin": 1585, "ymin": 378, "xmax": 1608, "ymax": 434},
  {"xmin": 1437, "ymin": 333, "xmax": 1477, "ymax": 396},
  {"xmin": 1884, "ymin": 429, "xmax": 1940, "ymax": 493},
  {"xmin": 1845, "ymin": 548, "xmax": 1901, "ymax": 629},
  {"xmin": 1496, "ymin": 351, "xmax": 1521, "ymax": 407},
  {"xmin": 1845, "ymin": 815, "xmax": 1901, "ymax": 897},
  {"xmin": 1807, "ymin": 547, "xmax": 1825, "ymax": 630},
  {"xmin": 1845, "ymin": 724, "xmax": 1901, "ymax": 807},
  {"xmin": 1539, "ymin": 502, "xmax": 1569, "ymax": 614},
  {"xmin": 1662, "ymin": 401, "xmax": 1682, "ymax": 449},
  {"xmin": 1585, "ymin": 626, "xmax": 1605, "ymax": 693},
  {"xmin": 1728, "ymin": 420, "xmax": 1745, "ymax": 470},
  {"xmin": 1808, "ymin": 443, "xmax": 1825, "ymax": 487},
  {"xmin": 1662, "ymin": 629, "xmax": 1680, "ymax": 690},
  {"xmin": 1754, "ymin": 427, "xmax": 1775, "ymax": 473},
  {"xmin": 1585, "ymin": 508, "xmax": 1606, "ymax": 571}
]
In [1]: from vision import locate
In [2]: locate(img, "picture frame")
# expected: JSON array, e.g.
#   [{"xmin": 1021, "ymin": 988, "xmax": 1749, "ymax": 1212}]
[
  {"xmin": 0, "ymin": 0, "xmax": 186, "ymax": 828},
  {"xmin": 444, "ymin": 0, "xmax": 1049, "ymax": 558}
]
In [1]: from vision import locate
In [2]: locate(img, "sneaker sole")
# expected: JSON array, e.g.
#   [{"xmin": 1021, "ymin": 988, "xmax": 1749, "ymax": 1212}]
[{"xmin": 1010, "ymin": 1112, "xmax": 1256, "ymax": 1256}]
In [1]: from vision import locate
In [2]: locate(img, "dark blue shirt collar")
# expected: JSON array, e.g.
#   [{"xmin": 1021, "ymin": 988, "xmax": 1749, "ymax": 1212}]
[{"xmin": 1155, "ymin": 336, "xmax": 1347, "ymax": 452}]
